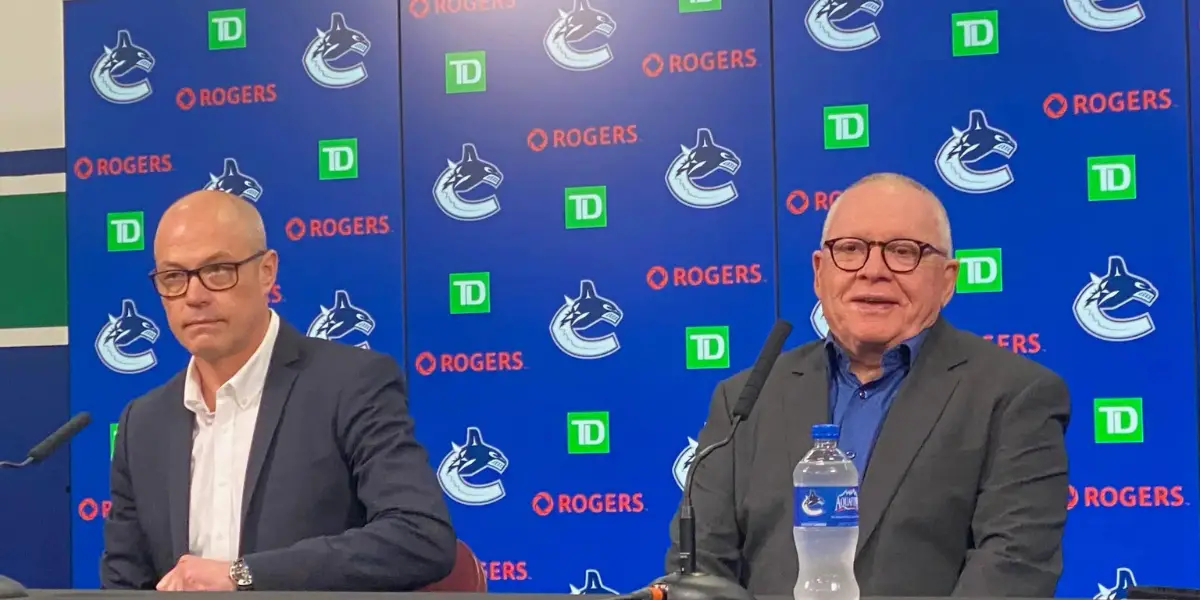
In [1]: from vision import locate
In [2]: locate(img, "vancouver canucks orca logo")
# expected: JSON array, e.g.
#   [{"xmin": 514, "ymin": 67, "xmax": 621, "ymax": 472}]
[
  {"xmin": 801, "ymin": 489, "xmax": 825, "ymax": 516},
  {"xmin": 432, "ymin": 143, "xmax": 504, "ymax": 221},
  {"xmin": 306, "ymin": 290, "xmax": 376, "ymax": 349},
  {"xmin": 672, "ymin": 437, "xmax": 699, "ymax": 490},
  {"xmin": 95, "ymin": 299, "xmax": 160, "ymax": 374},
  {"xmin": 550, "ymin": 280, "xmax": 623, "ymax": 359},
  {"xmin": 1094, "ymin": 567, "xmax": 1136, "ymax": 600},
  {"xmin": 544, "ymin": 0, "xmax": 617, "ymax": 72},
  {"xmin": 570, "ymin": 569, "xmax": 619, "ymax": 595},
  {"xmin": 805, "ymin": 0, "xmax": 884, "ymax": 52},
  {"xmin": 1065, "ymin": 0, "xmax": 1144, "ymax": 32},
  {"xmin": 303, "ymin": 13, "xmax": 371, "ymax": 89},
  {"xmin": 437, "ymin": 426, "xmax": 509, "ymax": 506},
  {"xmin": 666, "ymin": 128, "xmax": 742, "ymax": 209},
  {"xmin": 934, "ymin": 110, "xmax": 1018, "ymax": 194},
  {"xmin": 203, "ymin": 158, "xmax": 263, "ymax": 202},
  {"xmin": 1073, "ymin": 256, "xmax": 1158, "ymax": 342},
  {"xmin": 810, "ymin": 302, "xmax": 830, "ymax": 339},
  {"xmin": 90, "ymin": 30, "xmax": 155, "ymax": 104}
]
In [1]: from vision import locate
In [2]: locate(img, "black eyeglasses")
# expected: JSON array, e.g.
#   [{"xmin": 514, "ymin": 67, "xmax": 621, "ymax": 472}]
[
  {"xmin": 823, "ymin": 237, "xmax": 946, "ymax": 274},
  {"xmin": 149, "ymin": 250, "xmax": 267, "ymax": 298}
]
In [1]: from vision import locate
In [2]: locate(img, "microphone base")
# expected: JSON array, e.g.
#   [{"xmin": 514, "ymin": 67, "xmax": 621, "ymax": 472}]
[
  {"xmin": 0, "ymin": 575, "xmax": 27, "ymax": 598},
  {"xmin": 652, "ymin": 572, "xmax": 755, "ymax": 600}
]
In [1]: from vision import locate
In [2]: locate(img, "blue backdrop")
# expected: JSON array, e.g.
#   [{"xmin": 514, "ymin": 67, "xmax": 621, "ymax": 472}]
[{"xmin": 48, "ymin": 0, "xmax": 1196, "ymax": 596}]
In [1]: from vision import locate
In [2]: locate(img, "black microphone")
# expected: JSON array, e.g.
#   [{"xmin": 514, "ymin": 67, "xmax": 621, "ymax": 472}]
[
  {"xmin": 620, "ymin": 320, "xmax": 793, "ymax": 600},
  {"xmin": 0, "ymin": 412, "xmax": 92, "ymax": 469}
]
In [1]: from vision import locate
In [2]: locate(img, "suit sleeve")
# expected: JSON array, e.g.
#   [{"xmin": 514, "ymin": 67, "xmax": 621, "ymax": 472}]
[
  {"xmin": 100, "ymin": 400, "xmax": 158, "ymax": 590},
  {"xmin": 953, "ymin": 373, "xmax": 1070, "ymax": 597},
  {"xmin": 664, "ymin": 378, "xmax": 742, "ymax": 582},
  {"xmin": 241, "ymin": 354, "xmax": 457, "ymax": 591}
]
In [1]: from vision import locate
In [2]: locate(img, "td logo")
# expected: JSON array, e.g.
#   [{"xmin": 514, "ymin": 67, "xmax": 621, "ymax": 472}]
[
  {"xmin": 208, "ymin": 9, "xmax": 246, "ymax": 51},
  {"xmin": 955, "ymin": 248, "xmax": 1002, "ymax": 293},
  {"xmin": 1094, "ymin": 398, "xmax": 1143, "ymax": 443},
  {"xmin": 686, "ymin": 326, "xmax": 729, "ymax": 369},
  {"xmin": 565, "ymin": 186, "xmax": 607, "ymax": 229},
  {"xmin": 449, "ymin": 272, "xmax": 490, "ymax": 314},
  {"xmin": 107, "ymin": 211, "xmax": 144, "ymax": 252},
  {"xmin": 951, "ymin": 10, "xmax": 998, "ymax": 57},
  {"xmin": 823, "ymin": 104, "xmax": 869, "ymax": 150},
  {"xmin": 679, "ymin": 0, "xmax": 721, "ymax": 12},
  {"xmin": 110, "ymin": 423, "xmax": 118, "ymax": 460},
  {"xmin": 319, "ymin": 138, "xmax": 358, "ymax": 180},
  {"xmin": 1088, "ymin": 155, "xmax": 1136, "ymax": 201},
  {"xmin": 567, "ymin": 411, "xmax": 610, "ymax": 454},
  {"xmin": 446, "ymin": 51, "xmax": 486, "ymax": 94}
]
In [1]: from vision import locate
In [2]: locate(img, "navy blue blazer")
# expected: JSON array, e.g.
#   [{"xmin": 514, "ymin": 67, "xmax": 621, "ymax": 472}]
[{"xmin": 100, "ymin": 321, "xmax": 456, "ymax": 591}]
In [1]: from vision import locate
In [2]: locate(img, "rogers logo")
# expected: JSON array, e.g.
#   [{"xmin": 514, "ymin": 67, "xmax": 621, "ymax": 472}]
[
  {"xmin": 407, "ymin": 0, "xmax": 516, "ymax": 19},
  {"xmin": 642, "ymin": 48, "xmax": 758, "ymax": 78},
  {"xmin": 73, "ymin": 154, "xmax": 172, "ymax": 180},
  {"xmin": 285, "ymin": 215, "xmax": 391, "ymax": 241},
  {"xmin": 480, "ymin": 561, "xmax": 528, "ymax": 581},
  {"xmin": 527, "ymin": 124, "xmax": 638, "ymax": 152},
  {"xmin": 1067, "ymin": 485, "xmax": 1185, "ymax": 510},
  {"xmin": 981, "ymin": 333, "xmax": 1040, "ymax": 354},
  {"xmin": 78, "ymin": 497, "xmax": 112, "ymax": 521},
  {"xmin": 413, "ymin": 350, "xmax": 524, "ymax": 376},
  {"xmin": 1042, "ymin": 89, "xmax": 1171, "ymax": 119},
  {"xmin": 530, "ymin": 492, "xmax": 645, "ymax": 516},
  {"xmin": 646, "ymin": 264, "xmax": 764, "ymax": 290},
  {"xmin": 785, "ymin": 189, "xmax": 841, "ymax": 215},
  {"xmin": 176, "ymin": 83, "xmax": 278, "ymax": 111}
]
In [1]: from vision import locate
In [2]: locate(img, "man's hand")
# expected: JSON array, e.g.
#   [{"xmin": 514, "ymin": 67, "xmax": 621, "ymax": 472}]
[{"xmin": 156, "ymin": 555, "xmax": 234, "ymax": 591}]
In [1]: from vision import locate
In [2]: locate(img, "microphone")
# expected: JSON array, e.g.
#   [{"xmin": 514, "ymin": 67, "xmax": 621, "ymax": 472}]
[
  {"xmin": 622, "ymin": 320, "xmax": 793, "ymax": 600},
  {"xmin": 0, "ymin": 412, "xmax": 92, "ymax": 469}
]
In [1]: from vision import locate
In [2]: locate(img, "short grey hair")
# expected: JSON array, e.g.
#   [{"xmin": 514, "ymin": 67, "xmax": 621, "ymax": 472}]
[{"xmin": 820, "ymin": 172, "xmax": 953, "ymax": 254}]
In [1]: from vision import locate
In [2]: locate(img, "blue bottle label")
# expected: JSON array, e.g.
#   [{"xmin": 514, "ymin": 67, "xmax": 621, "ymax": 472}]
[{"xmin": 794, "ymin": 485, "xmax": 859, "ymax": 527}]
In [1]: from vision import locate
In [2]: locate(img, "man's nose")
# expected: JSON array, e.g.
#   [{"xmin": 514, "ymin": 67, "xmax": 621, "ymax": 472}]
[{"xmin": 858, "ymin": 247, "xmax": 893, "ymax": 279}]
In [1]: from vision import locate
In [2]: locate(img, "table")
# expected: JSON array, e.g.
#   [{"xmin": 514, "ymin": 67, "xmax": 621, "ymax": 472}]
[{"xmin": 26, "ymin": 593, "xmax": 1062, "ymax": 600}]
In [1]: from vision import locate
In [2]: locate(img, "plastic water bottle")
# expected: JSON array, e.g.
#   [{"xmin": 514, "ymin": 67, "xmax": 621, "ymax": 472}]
[{"xmin": 793, "ymin": 424, "xmax": 860, "ymax": 600}]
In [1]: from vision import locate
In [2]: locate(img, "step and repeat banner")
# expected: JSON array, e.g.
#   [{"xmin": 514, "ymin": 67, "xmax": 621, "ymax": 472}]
[{"xmin": 60, "ymin": 0, "xmax": 1196, "ymax": 596}]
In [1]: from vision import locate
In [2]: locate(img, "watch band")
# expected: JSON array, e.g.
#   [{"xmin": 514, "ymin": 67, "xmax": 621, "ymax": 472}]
[{"xmin": 230, "ymin": 558, "xmax": 254, "ymax": 591}]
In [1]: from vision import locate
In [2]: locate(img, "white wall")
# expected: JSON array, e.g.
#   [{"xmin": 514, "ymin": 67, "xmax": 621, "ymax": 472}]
[{"xmin": 0, "ymin": 0, "xmax": 65, "ymax": 153}]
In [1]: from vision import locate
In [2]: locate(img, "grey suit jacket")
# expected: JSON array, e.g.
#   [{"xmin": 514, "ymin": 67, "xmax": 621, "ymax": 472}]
[
  {"xmin": 667, "ymin": 317, "xmax": 1070, "ymax": 597},
  {"xmin": 101, "ymin": 321, "xmax": 456, "ymax": 591}
]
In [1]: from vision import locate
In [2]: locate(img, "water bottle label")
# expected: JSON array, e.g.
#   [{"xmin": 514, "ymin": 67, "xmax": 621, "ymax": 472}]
[{"xmin": 794, "ymin": 485, "xmax": 859, "ymax": 527}]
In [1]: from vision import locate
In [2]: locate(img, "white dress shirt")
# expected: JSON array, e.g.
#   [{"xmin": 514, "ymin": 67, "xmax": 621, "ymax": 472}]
[{"xmin": 184, "ymin": 310, "xmax": 280, "ymax": 561}]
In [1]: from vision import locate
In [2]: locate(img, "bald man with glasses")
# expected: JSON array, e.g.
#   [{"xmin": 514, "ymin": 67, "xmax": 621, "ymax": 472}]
[{"xmin": 101, "ymin": 190, "xmax": 455, "ymax": 592}]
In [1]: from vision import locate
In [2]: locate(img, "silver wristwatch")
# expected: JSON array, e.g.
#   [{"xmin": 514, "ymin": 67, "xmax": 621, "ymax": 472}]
[{"xmin": 230, "ymin": 558, "xmax": 254, "ymax": 590}]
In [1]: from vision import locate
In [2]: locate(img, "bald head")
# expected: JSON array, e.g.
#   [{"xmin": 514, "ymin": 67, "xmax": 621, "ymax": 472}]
[
  {"xmin": 821, "ymin": 172, "xmax": 953, "ymax": 254},
  {"xmin": 155, "ymin": 190, "xmax": 266, "ymax": 256}
]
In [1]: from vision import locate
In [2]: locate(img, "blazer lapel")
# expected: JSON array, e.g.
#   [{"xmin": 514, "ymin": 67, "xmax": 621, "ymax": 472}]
[
  {"xmin": 238, "ymin": 322, "xmax": 303, "ymax": 551},
  {"xmin": 856, "ymin": 318, "xmax": 967, "ymax": 553},
  {"xmin": 162, "ymin": 374, "xmax": 192, "ymax": 559},
  {"xmin": 783, "ymin": 347, "xmax": 832, "ymax": 470}
]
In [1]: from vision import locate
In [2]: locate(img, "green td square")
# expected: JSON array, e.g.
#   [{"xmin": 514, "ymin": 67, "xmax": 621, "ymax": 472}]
[
  {"xmin": 679, "ymin": 0, "xmax": 721, "ymax": 12},
  {"xmin": 823, "ymin": 104, "xmax": 869, "ymax": 150},
  {"xmin": 567, "ymin": 411, "xmax": 610, "ymax": 454},
  {"xmin": 686, "ymin": 326, "xmax": 730, "ymax": 369},
  {"xmin": 955, "ymin": 248, "xmax": 1002, "ymax": 293},
  {"xmin": 1094, "ymin": 398, "xmax": 1143, "ymax": 443},
  {"xmin": 208, "ymin": 9, "xmax": 246, "ymax": 50},
  {"xmin": 449, "ymin": 272, "xmax": 490, "ymax": 314},
  {"xmin": 951, "ymin": 11, "xmax": 998, "ymax": 57},
  {"xmin": 111, "ymin": 422, "xmax": 119, "ymax": 460},
  {"xmin": 565, "ymin": 186, "xmax": 607, "ymax": 229},
  {"xmin": 107, "ymin": 211, "xmax": 144, "ymax": 252},
  {"xmin": 446, "ymin": 51, "xmax": 486, "ymax": 94},
  {"xmin": 1087, "ymin": 155, "xmax": 1137, "ymax": 201},
  {"xmin": 318, "ymin": 138, "xmax": 358, "ymax": 180}
]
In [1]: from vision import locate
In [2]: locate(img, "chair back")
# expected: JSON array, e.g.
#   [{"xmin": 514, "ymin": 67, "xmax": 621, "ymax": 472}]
[{"xmin": 420, "ymin": 539, "xmax": 487, "ymax": 592}]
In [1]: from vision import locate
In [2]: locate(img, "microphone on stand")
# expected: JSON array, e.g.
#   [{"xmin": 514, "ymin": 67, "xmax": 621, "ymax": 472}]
[
  {"xmin": 1, "ymin": 412, "xmax": 92, "ymax": 598},
  {"xmin": 620, "ymin": 320, "xmax": 793, "ymax": 600}
]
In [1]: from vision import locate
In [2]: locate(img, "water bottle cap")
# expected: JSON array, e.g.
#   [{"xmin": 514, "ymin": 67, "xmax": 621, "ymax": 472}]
[{"xmin": 812, "ymin": 424, "xmax": 840, "ymax": 440}]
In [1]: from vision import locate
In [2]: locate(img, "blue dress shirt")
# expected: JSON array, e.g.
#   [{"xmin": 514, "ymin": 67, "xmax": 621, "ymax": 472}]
[{"xmin": 824, "ymin": 329, "xmax": 928, "ymax": 481}]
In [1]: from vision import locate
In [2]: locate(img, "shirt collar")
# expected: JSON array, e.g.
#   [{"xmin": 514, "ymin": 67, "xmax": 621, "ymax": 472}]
[
  {"xmin": 824, "ymin": 327, "xmax": 929, "ymax": 376},
  {"xmin": 183, "ymin": 310, "xmax": 280, "ymax": 415}
]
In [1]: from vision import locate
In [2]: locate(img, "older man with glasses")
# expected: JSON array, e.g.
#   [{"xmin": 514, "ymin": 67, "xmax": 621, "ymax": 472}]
[
  {"xmin": 667, "ymin": 172, "xmax": 1070, "ymax": 597},
  {"xmin": 101, "ymin": 190, "xmax": 455, "ymax": 592}
]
